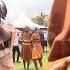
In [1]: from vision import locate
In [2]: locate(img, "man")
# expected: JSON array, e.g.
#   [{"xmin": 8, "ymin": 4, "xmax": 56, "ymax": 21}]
[
  {"xmin": 43, "ymin": 30, "xmax": 48, "ymax": 52},
  {"xmin": 37, "ymin": 29, "xmax": 44, "ymax": 52},
  {"xmin": 0, "ymin": 0, "xmax": 15, "ymax": 70},
  {"xmin": 12, "ymin": 33, "xmax": 21, "ymax": 63}
]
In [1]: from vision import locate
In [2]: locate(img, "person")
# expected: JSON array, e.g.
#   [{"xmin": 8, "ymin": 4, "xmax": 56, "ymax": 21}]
[
  {"xmin": 48, "ymin": 0, "xmax": 67, "ymax": 47},
  {"xmin": 0, "ymin": 0, "xmax": 15, "ymax": 70},
  {"xmin": 48, "ymin": 0, "xmax": 70, "ymax": 62},
  {"xmin": 37, "ymin": 28, "xmax": 44, "ymax": 52},
  {"xmin": 31, "ymin": 29, "xmax": 43, "ymax": 70},
  {"xmin": 40, "ymin": 0, "xmax": 70, "ymax": 70},
  {"xmin": 43, "ymin": 30, "xmax": 48, "ymax": 52},
  {"xmin": 21, "ymin": 27, "xmax": 32, "ymax": 70},
  {"xmin": 12, "ymin": 33, "xmax": 21, "ymax": 63}
]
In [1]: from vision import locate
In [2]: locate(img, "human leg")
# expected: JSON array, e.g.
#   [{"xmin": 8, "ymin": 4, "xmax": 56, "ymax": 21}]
[
  {"xmin": 38, "ymin": 57, "xmax": 43, "ymax": 67},
  {"xmin": 13, "ymin": 47, "xmax": 16, "ymax": 62},
  {"xmin": 23, "ymin": 60, "xmax": 26, "ymax": 70},
  {"xmin": 33, "ymin": 60, "xmax": 38, "ymax": 70},
  {"xmin": 16, "ymin": 47, "xmax": 20, "ymax": 62},
  {"xmin": 27, "ymin": 61, "xmax": 30, "ymax": 70}
]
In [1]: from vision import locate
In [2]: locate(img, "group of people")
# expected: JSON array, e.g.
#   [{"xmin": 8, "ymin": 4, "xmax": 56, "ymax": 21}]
[
  {"xmin": 12, "ymin": 27, "xmax": 44, "ymax": 70},
  {"xmin": 0, "ymin": 1, "xmax": 43, "ymax": 70},
  {"xmin": 12, "ymin": 26, "xmax": 48, "ymax": 70},
  {"xmin": 0, "ymin": 0, "xmax": 48, "ymax": 70}
]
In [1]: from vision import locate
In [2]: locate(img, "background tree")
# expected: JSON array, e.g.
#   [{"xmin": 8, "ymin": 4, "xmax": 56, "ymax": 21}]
[{"xmin": 31, "ymin": 12, "xmax": 48, "ymax": 27}]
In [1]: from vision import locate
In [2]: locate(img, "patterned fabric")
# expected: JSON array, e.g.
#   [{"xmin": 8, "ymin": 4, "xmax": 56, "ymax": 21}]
[
  {"xmin": 31, "ymin": 32, "xmax": 43, "ymax": 60},
  {"xmin": 32, "ymin": 45, "xmax": 43, "ymax": 60},
  {"xmin": 21, "ymin": 44, "xmax": 32, "ymax": 62},
  {"xmin": 21, "ymin": 31, "xmax": 32, "ymax": 62}
]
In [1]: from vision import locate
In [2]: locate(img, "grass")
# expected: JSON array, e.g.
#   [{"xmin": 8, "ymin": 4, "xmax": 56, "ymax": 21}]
[{"xmin": 15, "ymin": 47, "xmax": 49, "ymax": 70}]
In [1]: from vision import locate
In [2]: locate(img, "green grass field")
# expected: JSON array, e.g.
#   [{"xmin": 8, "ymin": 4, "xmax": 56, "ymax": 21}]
[{"xmin": 15, "ymin": 47, "xmax": 49, "ymax": 70}]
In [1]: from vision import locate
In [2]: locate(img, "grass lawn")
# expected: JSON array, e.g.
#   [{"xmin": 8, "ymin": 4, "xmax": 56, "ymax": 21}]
[{"xmin": 15, "ymin": 47, "xmax": 49, "ymax": 70}]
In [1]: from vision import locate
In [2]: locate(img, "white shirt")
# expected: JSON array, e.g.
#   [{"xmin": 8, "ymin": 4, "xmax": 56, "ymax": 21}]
[
  {"xmin": 43, "ymin": 31, "xmax": 48, "ymax": 41},
  {"xmin": 12, "ymin": 36, "xmax": 19, "ymax": 46}
]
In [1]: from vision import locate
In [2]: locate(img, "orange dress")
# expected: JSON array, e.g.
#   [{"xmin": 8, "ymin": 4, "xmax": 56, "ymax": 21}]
[
  {"xmin": 21, "ymin": 31, "xmax": 32, "ymax": 62},
  {"xmin": 31, "ymin": 32, "xmax": 43, "ymax": 60}
]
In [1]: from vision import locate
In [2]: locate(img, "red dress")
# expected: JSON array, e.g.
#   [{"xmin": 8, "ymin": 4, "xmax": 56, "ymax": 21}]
[{"xmin": 21, "ymin": 31, "xmax": 32, "ymax": 62}]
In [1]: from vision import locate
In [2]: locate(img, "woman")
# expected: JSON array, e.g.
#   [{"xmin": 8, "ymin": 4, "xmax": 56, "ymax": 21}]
[
  {"xmin": 31, "ymin": 30, "xmax": 43, "ymax": 70},
  {"xmin": 21, "ymin": 27, "xmax": 32, "ymax": 70}
]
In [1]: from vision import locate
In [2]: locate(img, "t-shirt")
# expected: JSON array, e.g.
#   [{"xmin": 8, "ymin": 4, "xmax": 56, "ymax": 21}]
[
  {"xmin": 43, "ymin": 31, "xmax": 48, "ymax": 41},
  {"xmin": 12, "ymin": 36, "xmax": 19, "ymax": 46}
]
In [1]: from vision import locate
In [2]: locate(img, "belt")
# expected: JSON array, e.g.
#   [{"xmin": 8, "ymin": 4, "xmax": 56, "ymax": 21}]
[
  {"xmin": 23, "ymin": 41, "xmax": 31, "ymax": 43},
  {"xmin": 33, "ymin": 39, "xmax": 39, "ymax": 40}
]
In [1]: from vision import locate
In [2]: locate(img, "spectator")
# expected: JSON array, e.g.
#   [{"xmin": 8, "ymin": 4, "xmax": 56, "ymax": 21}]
[
  {"xmin": 12, "ymin": 33, "xmax": 21, "ymax": 63},
  {"xmin": 37, "ymin": 29, "xmax": 44, "ymax": 52},
  {"xmin": 43, "ymin": 30, "xmax": 48, "ymax": 52}
]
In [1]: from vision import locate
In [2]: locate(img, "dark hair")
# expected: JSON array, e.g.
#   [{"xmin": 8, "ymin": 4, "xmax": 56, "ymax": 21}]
[
  {"xmin": 35, "ymin": 27, "xmax": 38, "ymax": 31},
  {"xmin": 0, "ymin": 0, "xmax": 7, "ymax": 19}
]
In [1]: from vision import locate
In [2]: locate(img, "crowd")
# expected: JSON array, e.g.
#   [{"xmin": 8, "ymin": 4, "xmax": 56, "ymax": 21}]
[
  {"xmin": 0, "ymin": 1, "xmax": 47, "ymax": 70},
  {"xmin": 1, "ymin": 0, "xmax": 70, "ymax": 70},
  {"xmin": 12, "ymin": 27, "xmax": 48, "ymax": 70},
  {"xmin": 0, "ymin": 0, "xmax": 48, "ymax": 70}
]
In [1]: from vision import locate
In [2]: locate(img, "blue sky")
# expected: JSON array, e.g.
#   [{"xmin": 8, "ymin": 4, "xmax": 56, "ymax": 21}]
[{"xmin": 3, "ymin": 0, "xmax": 54, "ymax": 22}]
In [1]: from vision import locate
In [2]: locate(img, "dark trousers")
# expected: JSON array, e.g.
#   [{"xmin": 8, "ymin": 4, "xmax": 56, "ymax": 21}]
[
  {"xmin": 41, "ymin": 40, "xmax": 47, "ymax": 52},
  {"xmin": 13, "ymin": 46, "xmax": 20, "ymax": 62}
]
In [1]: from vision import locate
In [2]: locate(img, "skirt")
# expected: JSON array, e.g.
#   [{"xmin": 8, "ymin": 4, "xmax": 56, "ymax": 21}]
[
  {"xmin": 21, "ymin": 44, "xmax": 32, "ymax": 62},
  {"xmin": 32, "ymin": 44, "xmax": 43, "ymax": 60}
]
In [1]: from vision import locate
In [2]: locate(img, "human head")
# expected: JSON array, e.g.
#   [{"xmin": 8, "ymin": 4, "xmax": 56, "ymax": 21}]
[
  {"xmin": 23, "ymin": 27, "xmax": 30, "ymax": 32},
  {"xmin": 0, "ymin": 0, "xmax": 7, "ymax": 20},
  {"xmin": 34, "ymin": 27, "xmax": 38, "ymax": 31},
  {"xmin": 17, "ymin": 33, "xmax": 20, "ymax": 36}
]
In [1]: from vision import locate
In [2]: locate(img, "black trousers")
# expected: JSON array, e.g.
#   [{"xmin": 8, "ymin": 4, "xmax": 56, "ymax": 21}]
[
  {"xmin": 13, "ymin": 46, "xmax": 20, "ymax": 62},
  {"xmin": 41, "ymin": 40, "xmax": 47, "ymax": 52}
]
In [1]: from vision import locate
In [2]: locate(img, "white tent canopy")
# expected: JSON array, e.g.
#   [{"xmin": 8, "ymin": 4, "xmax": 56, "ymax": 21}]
[{"xmin": 12, "ymin": 12, "xmax": 47, "ymax": 29}]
